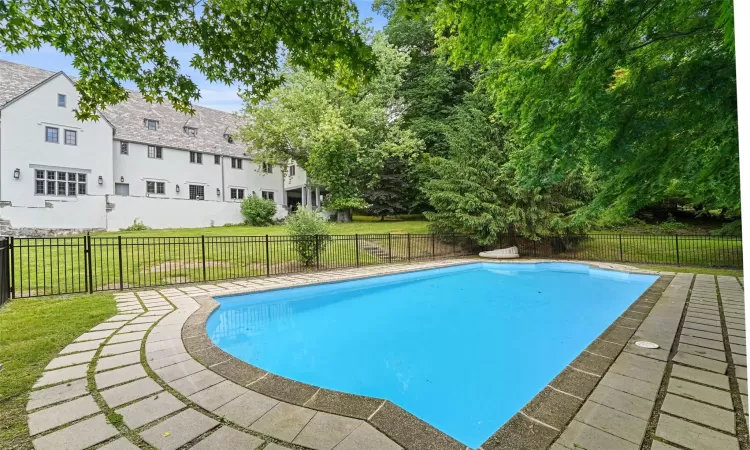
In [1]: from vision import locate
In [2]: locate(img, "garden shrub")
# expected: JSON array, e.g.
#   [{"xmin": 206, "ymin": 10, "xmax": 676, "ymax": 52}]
[
  {"xmin": 120, "ymin": 219, "xmax": 151, "ymax": 232},
  {"xmin": 285, "ymin": 208, "xmax": 331, "ymax": 266},
  {"xmin": 241, "ymin": 196, "xmax": 277, "ymax": 226}
]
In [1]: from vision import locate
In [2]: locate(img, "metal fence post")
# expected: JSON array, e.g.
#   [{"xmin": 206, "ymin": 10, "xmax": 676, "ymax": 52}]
[
  {"xmin": 619, "ymin": 234, "xmax": 624, "ymax": 261},
  {"xmin": 355, "ymin": 234, "xmax": 360, "ymax": 267},
  {"xmin": 118, "ymin": 236, "xmax": 123, "ymax": 291},
  {"xmin": 201, "ymin": 235, "xmax": 207, "ymax": 281},
  {"xmin": 315, "ymin": 235, "xmax": 320, "ymax": 270},
  {"xmin": 388, "ymin": 233, "xmax": 392, "ymax": 262},
  {"xmin": 86, "ymin": 233, "xmax": 94, "ymax": 294},
  {"xmin": 265, "ymin": 235, "xmax": 270, "ymax": 276},
  {"xmin": 407, "ymin": 233, "xmax": 411, "ymax": 261},
  {"xmin": 9, "ymin": 236, "xmax": 14, "ymax": 299},
  {"xmin": 675, "ymin": 234, "xmax": 680, "ymax": 265}
]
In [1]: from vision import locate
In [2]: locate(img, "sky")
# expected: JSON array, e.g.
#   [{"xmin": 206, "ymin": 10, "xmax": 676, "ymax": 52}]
[{"xmin": 0, "ymin": 0, "xmax": 386, "ymax": 112}]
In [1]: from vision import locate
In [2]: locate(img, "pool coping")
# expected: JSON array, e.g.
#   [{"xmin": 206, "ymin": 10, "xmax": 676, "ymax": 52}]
[{"xmin": 182, "ymin": 259, "xmax": 672, "ymax": 450}]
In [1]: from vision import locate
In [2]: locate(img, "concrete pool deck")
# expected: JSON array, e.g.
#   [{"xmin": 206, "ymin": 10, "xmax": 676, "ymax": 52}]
[{"xmin": 24, "ymin": 259, "xmax": 748, "ymax": 450}]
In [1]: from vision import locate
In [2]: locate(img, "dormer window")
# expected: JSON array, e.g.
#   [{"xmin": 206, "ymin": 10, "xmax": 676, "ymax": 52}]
[
  {"xmin": 224, "ymin": 134, "xmax": 234, "ymax": 143},
  {"xmin": 185, "ymin": 126, "xmax": 197, "ymax": 137},
  {"xmin": 144, "ymin": 119, "xmax": 158, "ymax": 131}
]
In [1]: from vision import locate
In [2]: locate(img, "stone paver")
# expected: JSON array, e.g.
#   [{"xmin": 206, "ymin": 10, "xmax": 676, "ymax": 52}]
[
  {"xmin": 190, "ymin": 426, "xmax": 265, "ymax": 450},
  {"xmin": 250, "ymin": 402, "xmax": 316, "ymax": 441},
  {"xmin": 46, "ymin": 350, "xmax": 96, "ymax": 370},
  {"xmin": 95, "ymin": 363, "xmax": 148, "ymax": 389},
  {"xmin": 75, "ymin": 330, "xmax": 116, "ymax": 342},
  {"xmin": 98, "ymin": 437, "xmax": 141, "ymax": 450},
  {"xmin": 672, "ymin": 351, "xmax": 728, "ymax": 374},
  {"xmin": 100, "ymin": 377, "xmax": 164, "ymax": 407},
  {"xmin": 101, "ymin": 340, "xmax": 142, "ymax": 356},
  {"xmin": 147, "ymin": 351, "xmax": 192, "ymax": 370},
  {"xmin": 661, "ymin": 394, "xmax": 735, "ymax": 434},
  {"xmin": 139, "ymin": 408, "xmax": 218, "ymax": 450},
  {"xmin": 108, "ymin": 331, "xmax": 147, "ymax": 344},
  {"xmin": 96, "ymin": 351, "xmax": 141, "ymax": 372},
  {"xmin": 293, "ymin": 412, "xmax": 362, "ymax": 450},
  {"xmin": 117, "ymin": 392, "xmax": 185, "ymax": 429},
  {"xmin": 60, "ymin": 339, "xmax": 106, "ymax": 354},
  {"xmin": 27, "ymin": 395, "xmax": 99, "ymax": 435},
  {"xmin": 187, "ymin": 379, "xmax": 247, "ymax": 412},
  {"xmin": 667, "ymin": 377, "xmax": 734, "ymax": 409},
  {"xmin": 214, "ymin": 389, "xmax": 279, "ymax": 427},
  {"xmin": 154, "ymin": 358, "xmax": 205, "ymax": 382},
  {"xmin": 27, "ymin": 378, "xmax": 89, "ymax": 411},
  {"xmin": 573, "ymin": 400, "xmax": 647, "ymax": 444},
  {"xmin": 655, "ymin": 413, "xmax": 739, "ymax": 450},
  {"xmin": 333, "ymin": 423, "xmax": 403, "ymax": 450},
  {"xmin": 32, "ymin": 414, "xmax": 118, "ymax": 450},
  {"xmin": 33, "ymin": 364, "xmax": 88, "ymax": 388},
  {"xmin": 587, "ymin": 384, "xmax": 654, "ymax": 420},
  {"xmin": 168, "ymin": 369, "xmax": 225, "ymax": 397},
  {"xmin": 556, "ymin": 419, "xmax": 639, "ymax": 450},
  {"xmin": 670, "ymin": 363, "xmax": 730, "ymax": 390}
]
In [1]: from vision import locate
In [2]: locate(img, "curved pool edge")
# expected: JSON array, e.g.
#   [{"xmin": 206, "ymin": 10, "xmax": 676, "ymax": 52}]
[{"xmin": 182, "ymin": 259, "xmax": 672, "ymax": 450}]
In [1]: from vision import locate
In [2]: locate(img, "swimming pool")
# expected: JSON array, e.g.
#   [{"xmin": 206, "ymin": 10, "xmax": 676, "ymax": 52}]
[{"xmin": 206, "ymin": 262, "xmax": 658, "ymax": 447}]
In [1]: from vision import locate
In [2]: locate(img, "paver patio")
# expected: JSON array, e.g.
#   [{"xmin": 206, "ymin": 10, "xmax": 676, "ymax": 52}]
[{"xmin": 23, "ymin": 259, "xmax": 749, "ymax": 449}]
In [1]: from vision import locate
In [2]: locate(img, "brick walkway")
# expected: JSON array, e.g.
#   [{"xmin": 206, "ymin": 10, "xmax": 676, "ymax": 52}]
[{"xmin": 23, "ymin": 261, "xmax": 749, "ymax": 450}]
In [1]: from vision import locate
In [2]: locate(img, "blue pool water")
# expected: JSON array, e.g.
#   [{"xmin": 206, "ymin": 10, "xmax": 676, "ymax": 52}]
[{"xmin": 206, "ymin": 262, "xmax": 657, "ymax": 447}]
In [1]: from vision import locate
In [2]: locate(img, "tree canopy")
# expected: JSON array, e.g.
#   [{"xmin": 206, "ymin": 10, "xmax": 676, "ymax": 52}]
[
  {"xmin": 240, "ymin": 32, "xmax": 422, "ymax": 220},
  {"xmin": 403, "ymin": 0, "xmax": 739, "ymax": 224},
  {"xmin": 0, "ymin": 0, "xmax": 375, "ymax": 119}
]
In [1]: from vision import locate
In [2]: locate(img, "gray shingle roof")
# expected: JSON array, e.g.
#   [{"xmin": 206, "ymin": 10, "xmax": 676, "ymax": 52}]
[{"xmin": 0, "ymin": 59, "xmax": 250, "ymax": 158}]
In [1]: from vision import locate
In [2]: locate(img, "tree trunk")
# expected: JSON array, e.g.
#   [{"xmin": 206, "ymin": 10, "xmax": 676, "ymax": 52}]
[{"xmin": 336, "ymin": 209, "xmax": 352, "ymax": 222}]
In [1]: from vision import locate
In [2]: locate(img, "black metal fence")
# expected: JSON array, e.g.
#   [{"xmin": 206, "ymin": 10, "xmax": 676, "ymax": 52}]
[
  {"xmin": 0, "ymin": 238, "xmax": 9, "ymax": 307},
  {"xmin": 5, "ymin": 234, "xmax": 475, "ymax": 298},
  {"xmin": 0, "ymin": 232, "xmax": 742, "ymax": 301},
  {"xmin": 504, "ymin": 233, "xmax": 743, "ymax": 269}
]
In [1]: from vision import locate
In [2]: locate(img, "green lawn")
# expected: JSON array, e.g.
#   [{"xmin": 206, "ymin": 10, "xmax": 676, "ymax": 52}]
[
  {"xmin": 0, "ymin": 294, "xmax": 116, "ymax": 449},
  {"xmin": 93, "ymin": 216, "xmax": 430, "ymax": 237}
]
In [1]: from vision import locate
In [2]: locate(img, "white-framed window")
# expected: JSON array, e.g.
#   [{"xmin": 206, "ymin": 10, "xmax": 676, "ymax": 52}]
[
  {"xmin": 145, "ymin": 119, "xmax": 158, "ymax": 130},
  {"xmin": 214, "ymin": 155, "xmax": 221, "ymax": 165},
  {"xmin": 230, "ymin": 188, "xmax": 245, "ymax": 200},
  {"xmin": 262, "ymin": 162, "xmax": 273, "ymax": 174},
  {"xmin": 261, "ymin": 191, "xmax": 275, "ymax": 201},
  {"xmin": 148, "ymin": 145, "xmax": 162, "ymax": 159},
  {"xmin": 189, "ymin": 185, "xmax": 205, "ymax": 200},
  {"xmin": 120, "ymin": 142, "xmax": 129, "ymax": 155},
  {"xmin": 57, "ymin": 94, "xmax": 66, "ymax": 107},
  {"xmin": 146, "ymin": 181, "xmax": 165, "ymax": 195},
  {"xmin": 231, "ymin": 157, "xmax": 242, "ymax": 169},
  {"xmin": 185, "ymin": 126, "xmax": 197, "ymax": 137},
  {"xmin": 35, "ymin": 170, "xmax": 86, "ymax": 195},
  {"xmin": 289, "ymin": 165, "xmax": 296, "ymax": 176},
  {"xmin": 45, "ymin": 126, "xmax": 59, "ymax": 143},
  {"xmin": 64, "ymin": 129, "xmax": 77, "ymax": 146},
  {"xmin": 190, "ymin": 151, "xmax": 202, "ymax": 164}
]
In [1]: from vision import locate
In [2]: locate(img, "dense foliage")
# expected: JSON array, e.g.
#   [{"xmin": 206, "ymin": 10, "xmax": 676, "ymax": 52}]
[
  {"xmin": 240, "ymin": 196, "xmax": 277, "ymax": 226},
  {"xmin": 285, "ymin": 209, "xmax": 331, "ymax": 265},
  {"xmin": 0, "ymin": 0, "xmax": 374, "ymax": 119},
  {"xmin": 241, "ymin": 33, "xmax": 422, "ymax": 221},
  {"xmin": 411, "ymin": 0, "xmax": 739, "ymax": 224}
]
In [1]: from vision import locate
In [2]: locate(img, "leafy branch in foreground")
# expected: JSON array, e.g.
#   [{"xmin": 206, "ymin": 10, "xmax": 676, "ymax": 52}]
[{"xmin": 0, "ymin": 0, "xmax": 375, "ymax": 119}]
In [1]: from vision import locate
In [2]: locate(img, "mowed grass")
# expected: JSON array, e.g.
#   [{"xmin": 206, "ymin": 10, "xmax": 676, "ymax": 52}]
[
  {"xmin": 0, "ymin": 294, "xmax": 116, "ymax": 449},
  {"xmin": 92, "ymin": 216, "xmax": 431, "ymax": 237}
]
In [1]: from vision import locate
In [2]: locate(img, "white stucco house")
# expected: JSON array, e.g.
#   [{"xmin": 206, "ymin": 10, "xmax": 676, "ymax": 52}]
[{"xmin": 0, "ymin": 60, "xmax": 322, "ymax": 234}]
